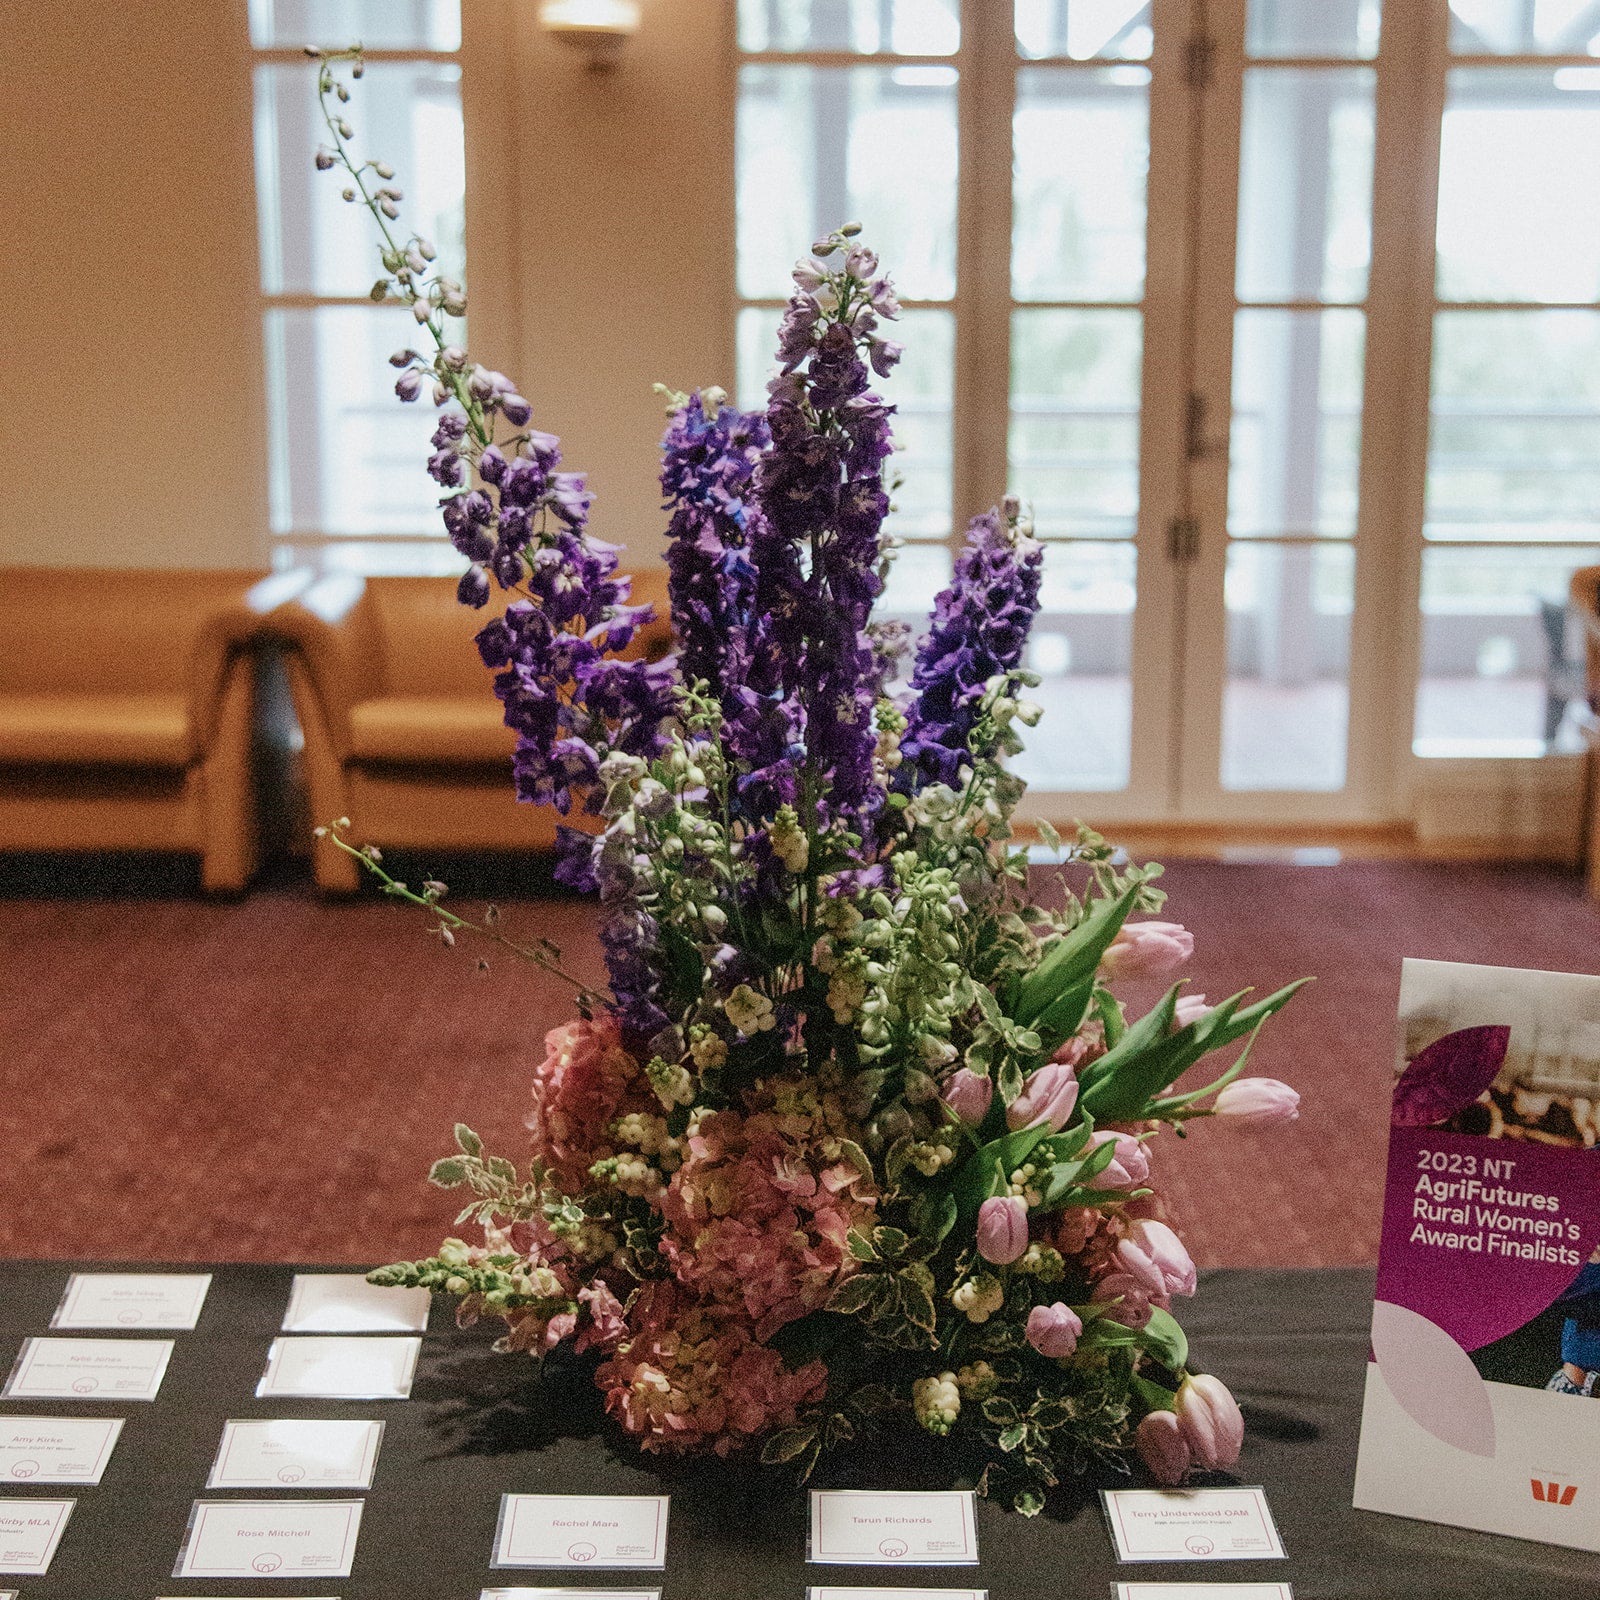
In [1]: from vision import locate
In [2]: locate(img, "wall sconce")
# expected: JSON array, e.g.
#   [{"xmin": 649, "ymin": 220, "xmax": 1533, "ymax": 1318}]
[{"xmin": 538, "ymin": 0, "xmax": 642, "ymax": 69}]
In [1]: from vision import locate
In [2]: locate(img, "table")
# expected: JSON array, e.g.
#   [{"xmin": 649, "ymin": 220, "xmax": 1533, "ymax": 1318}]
[{"xmin": 2, "ymin": 1261, "xmax": 1597, "ymax": 1599}]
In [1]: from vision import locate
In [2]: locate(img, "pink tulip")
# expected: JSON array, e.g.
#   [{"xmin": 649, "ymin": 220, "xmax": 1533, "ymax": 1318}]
[
  {"xmin": 1135, "ymin": 1409, "xmax": 1192, "ymax": 1485},
  {"xmin": 1100, "ymin": 920, "xmax": 1194, "ymax": 979},
  {"xmin": 976, "ymin": 1195, "xmax": 1030, "ymax": 1264},
  {"xmin": 1214, "ymin": 1077, "xmax": 1300, "ymax": 1127},
  {"xmin": 941, "ymin": 1067, "xmax": 993, "ymax": 1127},
  {"xmin": 1087, "ymin": 1130, "xmax": 1150, "ymax": 1190},
  {"xmin": 1116, "ymin": 1219, "xmax": 1196, "ymax": 1303},
  {"xmin": 1090, "ymin": 1270, "xmax": 1152, "ymax": 1329},
  {"xmin": 1026, "ymin": 1301, "xmax": 1083, "ymax": 1358},
  {"xmin": 1007, "ymin": 1060, "xmax": 1079, "ymax": 1132},
  {"xmin": 1173, "ymin": 993, "xmax": 1211, "ymax": 1028},
  {"xmin": 1175, "ymin": 1374, "xmax": 1245, "ymax": 1469}
]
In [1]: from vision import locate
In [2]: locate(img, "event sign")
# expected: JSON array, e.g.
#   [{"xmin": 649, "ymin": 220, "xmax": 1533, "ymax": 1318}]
[{"xmin": 1354, "ymin": 960, "xmax": 1600, "ymax": 1551}]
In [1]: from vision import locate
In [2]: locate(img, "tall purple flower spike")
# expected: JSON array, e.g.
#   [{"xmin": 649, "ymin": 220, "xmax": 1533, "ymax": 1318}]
[
  {"xmin": 751, "ymin": 241, "xmax": 902, "ymax": 847},
  {"xmin": 899, "ymin": 506, "xmax": 1044, "ymax": 791}
]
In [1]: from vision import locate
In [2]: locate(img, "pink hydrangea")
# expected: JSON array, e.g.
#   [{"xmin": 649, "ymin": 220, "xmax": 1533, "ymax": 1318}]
[
  {"xmin": 527, "ymin": 1015, "xmax": 647, "ymax": 1191},
  {"xmin": 657, "ymin": 1091, "xmax": 876, "ymax": 1340},
  {"xmin": 595, "ymin": 1283, "xmax": 827, "ymax": 1456}
]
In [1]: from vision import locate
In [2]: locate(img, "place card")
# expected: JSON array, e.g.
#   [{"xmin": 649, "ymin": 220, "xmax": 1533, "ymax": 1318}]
[
  {"xmin": 51, "ymin": 1271, "xmax": 211, "ymax": 1330},
  {"xmin": 1, "ymin": 1337, "xmax": 173, "ymax": 1401},
  {"xmin": 0, "ymin": 1498, "xmax": 75, "ymax": 1575},
  {"xmin": 173, "ymin": 1500, "xmax": 364, "ymax": 1579},
  {"xmin": 0, "ymin": 1417, "xmax": 123, "ymax": 1484},
  {"xmin": 492, "ymin": 1494, "xmax": 670, "ymax": 1570},
  {"xmin": 1114, "ymin": 1586, "xmax": 1294, "ymax": 1599},
  {"xmin": 808, "ymin": 1590, "xmax": 988, "ymax": 1600},
  {"xmin": 282, "ymin": 1274, "xmax": 430, "ymax": 1334},
  {"xmin": 1101, "ymin": 1488, "xmax": 1286, "ymax": 1563},
  {"xmin": 482, "ymin": 1591, "xmax": 662, "ymax": 1600},
  {"xmin": 207, "ymin": 1420, "xmax": 384, "ymax": 1489},
  {"xmin": 808, "ymin": 1491, "xmax": 979, "ymax": 1565},
  {"xmin": 255, "ymin": 1337, "xmax": 420, "ymax": 1400}
]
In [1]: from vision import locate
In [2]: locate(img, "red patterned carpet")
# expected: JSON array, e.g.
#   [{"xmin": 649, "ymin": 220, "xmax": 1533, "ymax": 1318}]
[{"xmin": 2, "ymin": 859, "xmax": 1597, "ymax": 1268}]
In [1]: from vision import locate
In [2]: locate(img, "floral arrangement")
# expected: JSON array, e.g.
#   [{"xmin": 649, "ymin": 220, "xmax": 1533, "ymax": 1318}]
[{"xmin": 308, "ymin": 49, "xmax": 1307, "ymax": 1512}]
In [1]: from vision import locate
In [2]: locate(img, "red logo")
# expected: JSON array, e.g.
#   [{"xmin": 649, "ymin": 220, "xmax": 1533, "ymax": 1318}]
[{"xmin": 1531, "ymin": 1480, "xmax": 1577, "ymax": 1506}]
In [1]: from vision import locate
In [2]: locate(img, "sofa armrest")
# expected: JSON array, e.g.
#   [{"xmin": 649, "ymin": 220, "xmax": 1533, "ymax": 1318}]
[{"xmin": 260, "ymin": 575, "xmax": 383, "ymax": 760}]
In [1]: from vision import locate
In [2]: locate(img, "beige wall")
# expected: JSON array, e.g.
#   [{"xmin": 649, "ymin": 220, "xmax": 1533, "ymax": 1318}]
[
  {"xmin": 489, "ymin": 0, "xmax": 737, "ymax": 560},
  {"xmin": 0, "ymin": 0, "xmax": 734, "ymax": 573},
  {"xmin": 0, "ymin": 1, "xmax": 269, "ymax": 570}
]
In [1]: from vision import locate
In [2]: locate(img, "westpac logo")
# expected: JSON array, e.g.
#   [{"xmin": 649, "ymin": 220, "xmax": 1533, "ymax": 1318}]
[{"xmin": 1530, "ymin": 1479, "xmax": 1578, "ymax": 1507}]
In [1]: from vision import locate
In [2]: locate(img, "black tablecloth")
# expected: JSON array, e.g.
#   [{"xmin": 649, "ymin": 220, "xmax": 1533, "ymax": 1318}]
[{"xmin": 2, "ymin": 1261, "xmax": 1598, "ymax": 1598}]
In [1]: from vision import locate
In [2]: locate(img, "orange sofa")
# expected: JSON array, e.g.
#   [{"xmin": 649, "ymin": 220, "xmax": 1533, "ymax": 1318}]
[
  {"xmin": 0, "ymin": 567, "xmax": 271, "ymax": 891},
  {"xmin": 271, "ymin": 567, "xmax": 673, "ymax": 891}
]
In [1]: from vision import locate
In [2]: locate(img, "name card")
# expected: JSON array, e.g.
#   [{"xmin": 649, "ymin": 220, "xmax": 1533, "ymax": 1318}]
[
  {"xmin": 1115, "ymin": 1587, "xmax": 1295, "ymax": 1600},
  {"xmin": 808, "ymin": 1590, "xmax": 989, "ymax": 1600},
  {"xmin": 493, "ymin": 1494, "xmax": 670, "ymax": 1570},
  {"xmin": 282, "ymin": 1274, "xmax": 430, "ymax": 1334},
  {"xmin": 0, "ymin": 1417, "xmax": 123, "ymax": 1484},
  {"xmin": 2, "ymin": 1337, "xmax": 173, "ymax": 1401},
  {"xmin": 52, "ymin": 1272, "xmax": 211, "ymax": 1330},
  {"xmin": 482, "ymin": 1591, "xmax": 662, "ymax": 1600},
  {"xmin": 256, "ymin": 1337, "xmax": 420, "ymax": 1400},
  {"xmin": 173, "ymin": 1500, "xmax": 364, "ymax": 1579},
  {"xmin": 208, "ymin": 1420, "xmax": 384, "ymax": 1489},
  {"xmin": 0, "ymin": 1499, "xmax": 75, "ymax": 1575},
  {"xmin": 1101, "ymin": 1489, "xmax": 1286, "ymax": 1563},
  {"xmin": 808, "ymin": 1491, "xmax": 979, "ymax": 1565}
]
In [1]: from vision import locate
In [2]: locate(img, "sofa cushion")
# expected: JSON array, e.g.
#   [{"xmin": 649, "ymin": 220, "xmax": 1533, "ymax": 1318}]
[
  {"xmin": 0, "ymin": 692, "xmax": 196, "ymax": 767},
  {"xmin": 348, "ymin": 695, "xmax": 516, "ymax": 765}
]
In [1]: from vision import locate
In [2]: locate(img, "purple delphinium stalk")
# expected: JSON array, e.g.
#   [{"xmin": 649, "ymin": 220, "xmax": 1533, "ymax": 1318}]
[
  {"xmin": 750, "ymin": 235, "xmax": 902, "ymax": 846},
  {"xmin": 656, "ymin": 389, "xmax": 794, "ymax": 814},
  {"xmin": 898, "ymin": 505, "xmax": 1044, "ymax": 790}
]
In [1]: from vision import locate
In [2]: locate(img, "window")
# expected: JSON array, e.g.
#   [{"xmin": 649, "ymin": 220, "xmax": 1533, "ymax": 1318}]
[
  {"xmin": 249, "ymin": 0, "xmax": 467, "ymax": 574},
  {"xmin": 735, "ymin": 0, "xmax": 962, "ymax": 634},
  {"xmin": 1414, "ymin": 1, "xmax": 1600, "ymax": 757}
]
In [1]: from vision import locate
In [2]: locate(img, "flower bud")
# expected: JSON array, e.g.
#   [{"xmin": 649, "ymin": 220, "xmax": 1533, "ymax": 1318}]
[
  {"xmin": 1173, "ymin": 992, "xmax": 1211, "ymax": 1029},
  {"xmin": 1116, "ymin": 1219, "xmax": 1196, "ymax": 1302},
  {"xmin": 1007, "ymin": 1060, "xmax": 1079, "ymax": 1133},
  {"xmin": 1136, "ymin": 1409, "xmax": 1192, "ymax": 1485},
  {"xmin": 976, "ymin": 1195, "xmax": 1029, "ymax": 1265},
  {"xmin": 941, "ymin": 1067, "xmax": 992, "ymax": 1126},
  {"xmin": 394, "ymin": 369, "xmax": 424, "ymax": 402},
  {"xmin": 1025, "ymin": 1301, "xmax": 1082, "ymax": 1358},
  {"xmin": 314, "ymin": 148, "xmax": 336, "ymax": 170},
  {"xmin": 1100, "ymin": 920, "xmax": 1194, "ymax": 979},
  {"xmin": 1086, "ymin": 1130, "xmax": 1150, "ymax": 1190},
  {"xmin": 1175, "ymin": 1374, "xmax": 1244, "ymax": 1469},
  {"xmin": 375, "ymin": 163, "xmax": 395, "ymax": 179},
  {"xmin": 1213, "ymin": 1078, "xmax": 1300, "ymax": 1127}
]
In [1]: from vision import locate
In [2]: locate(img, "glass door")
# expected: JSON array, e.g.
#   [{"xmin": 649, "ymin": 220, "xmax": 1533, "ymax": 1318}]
[
  {"xmin": 1003, "ymin": 0, "xmax": 1192, "ymax": 823},
  {"xmin": 1178, "ymin": 0, "xmax": 1390, "ymax": 822}
]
